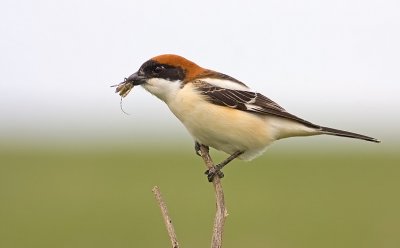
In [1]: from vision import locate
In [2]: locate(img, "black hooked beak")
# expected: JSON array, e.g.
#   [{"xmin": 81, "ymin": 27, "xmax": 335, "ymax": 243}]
[{"xmin": 126, "ymin": 71, "xmax": 146, "ymax": 85}]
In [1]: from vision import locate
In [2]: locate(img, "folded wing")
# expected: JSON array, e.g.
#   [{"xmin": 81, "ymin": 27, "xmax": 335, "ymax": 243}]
[{"xmin": 194, "ymin": 81, "xmax": 320, "ymax": 129}]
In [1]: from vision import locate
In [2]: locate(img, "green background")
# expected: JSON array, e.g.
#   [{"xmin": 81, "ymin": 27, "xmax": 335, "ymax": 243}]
[{"xmin": 1, "ymin": 140, "xmax": 398, "ymax": 248}]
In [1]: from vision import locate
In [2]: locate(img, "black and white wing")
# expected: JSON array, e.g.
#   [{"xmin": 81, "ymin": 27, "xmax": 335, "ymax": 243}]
[
  {"xmin": 194, "ymin": 81, "xmax": 320, "ymax": 129},
  {"xmin": 190, "ymin": 79, "xmax": 379, "ymax": 143}
]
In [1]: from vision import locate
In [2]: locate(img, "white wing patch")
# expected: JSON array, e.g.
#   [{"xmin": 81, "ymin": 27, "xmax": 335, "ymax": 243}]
[
  {"xmin": 245, "ymin": 104, "xmax": 264, "ymax": 112},
  {"xmin": 201, "ymin": 78, "xmax": 250, "ymax": 91}
]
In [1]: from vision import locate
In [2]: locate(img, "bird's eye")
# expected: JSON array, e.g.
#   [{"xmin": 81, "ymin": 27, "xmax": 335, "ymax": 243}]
[{"xmin": 153, "ymin": 65, "xmax": 164, "ymax": 74}]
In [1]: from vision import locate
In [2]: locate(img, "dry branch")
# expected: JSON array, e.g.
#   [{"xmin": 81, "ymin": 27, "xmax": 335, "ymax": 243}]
[
  {"xmin": 199, "ymin": 145, "xmax": 228, "ymax": 248},
  {"xmin": 152, "ymin": 145, "xmax": 228, "ymax": 248},
  {"xmin": 152, "ymin": 186, "xmax": 180, "ymax": 248}
]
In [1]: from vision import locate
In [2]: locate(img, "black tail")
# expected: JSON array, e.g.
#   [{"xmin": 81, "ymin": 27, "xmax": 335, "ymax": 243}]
[{"xmin": 319, "ymin": 126, "xmax": 380, "ymax": 143}]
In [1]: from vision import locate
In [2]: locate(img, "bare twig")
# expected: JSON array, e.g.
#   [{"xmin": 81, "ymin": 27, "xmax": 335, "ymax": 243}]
[
  {"xmin": 152, "ymin": 145, "xmax": 227, "ymax": 248},
  {"xmin": 152, "ymin": 186, "xmax": 180, "ymax": 248},
  {"xmin": 199, "ymin": 145, "xmax": 228, "ymax": 248}
]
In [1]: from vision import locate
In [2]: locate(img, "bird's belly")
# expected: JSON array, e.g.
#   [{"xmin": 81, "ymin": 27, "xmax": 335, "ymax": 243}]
[{"xmin": 167, "ymin": 87, "xmax": 277, "ymax": 160}]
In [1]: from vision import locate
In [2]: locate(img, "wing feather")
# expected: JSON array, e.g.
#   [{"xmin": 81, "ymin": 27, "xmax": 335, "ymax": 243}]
[{"xmin": 193, "ymin": 80, "xmax": 320, "ymax": 129}]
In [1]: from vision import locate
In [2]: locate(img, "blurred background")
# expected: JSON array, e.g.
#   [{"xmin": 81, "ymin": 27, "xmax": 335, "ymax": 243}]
[{"xmin": 0, "ymin": 0, "xmax": 399, "ymax": 247}]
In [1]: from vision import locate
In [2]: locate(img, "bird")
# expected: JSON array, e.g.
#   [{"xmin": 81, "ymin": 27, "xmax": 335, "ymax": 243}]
[{"xmin": 117, "ymin": 54, "xmax": 380, "ymax": 181}]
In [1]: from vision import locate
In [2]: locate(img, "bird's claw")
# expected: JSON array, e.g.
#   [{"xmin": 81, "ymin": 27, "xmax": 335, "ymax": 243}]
[
  {"xmin": 195, "ymin": 142, "xmax": 201, "ymax": 156},
  {"xmin": 204, "ymin": 166, "xmax": 224, "ymax": 182},
  {"xmin": 195, "ymin": 142, "xmax": 208, "ymax": 156}
]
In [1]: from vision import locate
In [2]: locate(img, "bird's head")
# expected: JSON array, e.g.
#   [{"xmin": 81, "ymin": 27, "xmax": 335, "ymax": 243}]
[{"xmin": 125, "ymin": 54, "xmax": 206, "ymax": 102}]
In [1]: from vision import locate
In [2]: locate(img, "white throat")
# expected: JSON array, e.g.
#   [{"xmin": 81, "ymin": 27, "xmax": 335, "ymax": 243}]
[{"xmin": 142, "ymin": 78, "xmax": 183, "ymax": 103}]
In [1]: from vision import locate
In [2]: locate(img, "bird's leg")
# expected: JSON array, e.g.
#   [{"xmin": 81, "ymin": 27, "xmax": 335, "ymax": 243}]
[
  {"xmin": 205, "ymin": 151, "xmax": 244, "ymax": 182},
  {"xmin": 195, "ymin": 141, "xmax": 209, "ymax": 156}
]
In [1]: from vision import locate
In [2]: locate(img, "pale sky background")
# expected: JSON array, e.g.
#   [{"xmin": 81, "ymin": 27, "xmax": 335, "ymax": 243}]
[{"xmin": 0, "ymin": 0, "xmax": 399, "ymax": 146}]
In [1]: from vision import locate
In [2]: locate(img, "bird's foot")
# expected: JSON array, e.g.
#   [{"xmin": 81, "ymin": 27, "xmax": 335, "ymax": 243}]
[
  {"xmin": 204, "ymin": 165, "xmax": 224, "ymax": 182},
  {"xmin": 195, "ymin": 141, "xmax": 209, "ymax": 156}
]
